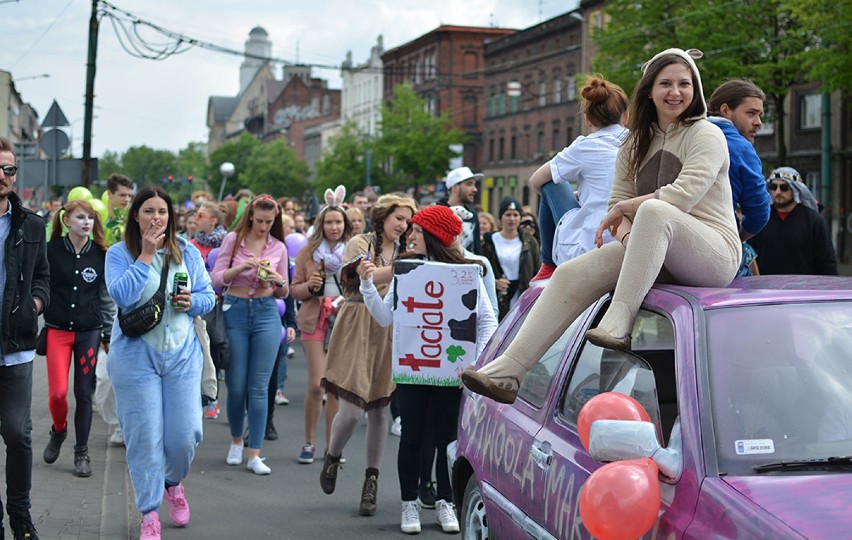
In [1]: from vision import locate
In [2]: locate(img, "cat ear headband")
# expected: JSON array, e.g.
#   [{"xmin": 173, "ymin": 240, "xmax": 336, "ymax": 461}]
[{"xmin": 324, "ymin": 185, "xmax": 346, "ymax": 209}]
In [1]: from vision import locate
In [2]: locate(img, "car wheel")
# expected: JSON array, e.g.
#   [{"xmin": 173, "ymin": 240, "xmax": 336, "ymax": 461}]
[{"xmin": 461, "ymin": 475, "xmax": 489, "ymax": 539}]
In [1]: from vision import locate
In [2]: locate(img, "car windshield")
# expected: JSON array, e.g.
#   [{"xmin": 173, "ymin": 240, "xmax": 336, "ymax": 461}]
[{"xmin": 705, "ymin": 301, "xmax": 852, "ymax": 476}]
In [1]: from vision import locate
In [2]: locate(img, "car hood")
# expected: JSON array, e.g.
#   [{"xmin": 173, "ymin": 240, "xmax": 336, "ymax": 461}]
[{"xmin": 723, "ymin": 475, "xmax": 852, "ymax": 537}]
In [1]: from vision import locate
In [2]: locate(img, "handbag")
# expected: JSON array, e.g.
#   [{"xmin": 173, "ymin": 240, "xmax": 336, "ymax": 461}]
[
  {"xmin": 118, "ymin": 261, "xmax": 170, "ymax": 338},
  {"xmin": 201, "ymin": 298, "xmax": 230, "ymax": 369}
]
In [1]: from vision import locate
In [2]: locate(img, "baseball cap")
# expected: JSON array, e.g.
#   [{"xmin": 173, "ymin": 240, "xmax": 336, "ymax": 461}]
[{"xmin": 445, "ymin": 166, "xmax": 484, "ymax": 190}]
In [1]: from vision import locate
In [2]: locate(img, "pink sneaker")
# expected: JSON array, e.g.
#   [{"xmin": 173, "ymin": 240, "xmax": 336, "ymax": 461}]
[
  {"xmin": 140, "ymin": 511, "xmax": 161, "ymax": 540},
  {"xmin": 163, "ymin": 483, "xmax": 190, "ymax": 527}
]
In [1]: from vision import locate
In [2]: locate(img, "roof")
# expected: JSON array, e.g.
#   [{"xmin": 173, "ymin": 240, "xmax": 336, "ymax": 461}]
[
  {"xmin": 659, "ymin": 276, "xmax": 852, "ymax": 310},
  {"xmin": 208, "ymin": 96, "xmax": 239, "ymax": 122}
]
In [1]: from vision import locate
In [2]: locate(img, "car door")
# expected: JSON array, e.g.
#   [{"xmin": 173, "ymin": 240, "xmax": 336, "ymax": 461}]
[{"xmin": 529, "ymin": 296, "xmax": 699, "ymax": 539}]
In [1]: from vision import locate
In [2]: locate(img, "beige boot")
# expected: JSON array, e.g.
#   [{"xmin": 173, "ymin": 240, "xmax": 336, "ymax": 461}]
[{"xmin": 464, "ymin": 244, "xmax": 625, "ymax": 403}]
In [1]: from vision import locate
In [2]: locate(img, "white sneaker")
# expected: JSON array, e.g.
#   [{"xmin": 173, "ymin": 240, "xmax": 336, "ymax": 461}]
[
  {"xmin": 390, "ymin": 416, "xmax": 402, "ymax": 437},
  {"xmin": 436, "ymin": 500, "xmax": 459, "ymax": 533},
  {"xmin": 246, "ymin": 456, "xmax": 271, "ymax": 475},
  {"xmin": 401, "ymin": 500, "xmax": 421, "ymax": 534},
  {"xmin": 275, "ymin": 391, "xmax": 290, "ymax": 405},
  {"xmin": 287, "ymin": 348, "xmax": 295, "ymax": 358},
  {"xmin": 109, "ymin": 427, "xmax": 125, "ymax": 446},
  {"xmin": 226, "ymin": 443, "xmax": 243, "ymax": 465}
]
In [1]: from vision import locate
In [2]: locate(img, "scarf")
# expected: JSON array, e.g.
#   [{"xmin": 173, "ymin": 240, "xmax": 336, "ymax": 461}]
[
  {"xmin": 193, "ymin": 226, "xmax": 227, "ymax": 248},
  {"xmin": 312, "ymin": 239, "xmax": 346, "ymax": 274}
]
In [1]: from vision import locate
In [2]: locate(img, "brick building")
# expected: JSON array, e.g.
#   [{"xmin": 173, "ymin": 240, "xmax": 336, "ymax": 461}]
[
  {"xmin": 381, "ymin": 25, "xmax": 516, "ymax": 177},
  {"xmin": 480, "ymin": 12, "xmax": 583, "ymax": 213}
]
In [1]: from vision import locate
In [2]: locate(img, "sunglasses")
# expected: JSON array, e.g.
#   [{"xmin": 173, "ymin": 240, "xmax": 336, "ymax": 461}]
[
  {"xmin": 768, "ymin": 182, "xmax": 790, "ymax": 192},
  {"xmin": 519, "ymin": 221, "xmax": 536, "ymax": 228},
  {"xmin": 1, "ymin": 165, "xmax": 18, "ymax": 176}
]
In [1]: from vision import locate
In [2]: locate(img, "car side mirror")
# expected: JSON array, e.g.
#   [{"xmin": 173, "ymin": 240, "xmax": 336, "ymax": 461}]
[{"xmin": 589, "ymin": 418, "xmax": 683, "ymax": 482}]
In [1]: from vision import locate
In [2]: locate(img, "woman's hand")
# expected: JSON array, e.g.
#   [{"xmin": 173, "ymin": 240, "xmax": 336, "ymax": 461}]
[
  {"xmin": 240, "ymin": 256, "xmax": 261, "ymax": 272},
  {"xmin": 141, "ymin": 219, "xmax": 166, "ymax": 257},
  {"xmin": 359, "ymin": 260, "xmax": 376, "ymax": 281},
  {"xmin": 172, "ymin": 288, "xmax": 192, "ymax": 312},
  {"xmin": 307, "ymin": 270, "xmax": 324, "ymax": 292},
  {"xmin": 285, "ymin": 327, "xmax": 296, "ymax": 343},
  {"xmin": 265, "ymin": 268, "xmax": 286, "ymax": 288},
  {"xmin": 495, "ymin": 277, "xmax": 510, "ymax": 295}
]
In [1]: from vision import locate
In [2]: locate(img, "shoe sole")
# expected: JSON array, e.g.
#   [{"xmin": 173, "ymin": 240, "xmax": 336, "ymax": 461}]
[
  {"xmin": 585, "ymin": 328, "xmax": 632, "ymax": 351},
  {"xmin": 298, "ymin": 457, "xmax": 314, "ymax": 464},
  {"xmin": 460, "ymin": 370, "xmax": 517, "ymax": 404},
  {"xmin": 401, "ymin": 525, "xmax": 421, "ymax": 534}
]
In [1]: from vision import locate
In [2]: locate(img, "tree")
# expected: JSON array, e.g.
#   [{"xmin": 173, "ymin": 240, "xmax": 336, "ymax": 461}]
[
  {"xmin": 243, "ymin": 138, "xmax": 310, "ymax": 198},
  {"xmin": 314, "ymin": 121, "xmax": 382, "ymax": 196},
  {"xmin": 592, "ymin": 0, "xmax": 814, "ymax": 163},
  {"xmin": 375, "ymin": 84, "xmax": 467, "ymax": 192},
  {"xmin": 206, "ymin": 133, "xmax": 262, "ymax": 198},
  {"xmin": 120, "ymin": 145, "xmax": 178, "ymax": 186},
  {"xmin": 98, "ymin": 150, "xmax": 122, "ymax": 180},
  {"xmin": 787, "ymin": 0, "xmax": 852, "ymax": 93}
]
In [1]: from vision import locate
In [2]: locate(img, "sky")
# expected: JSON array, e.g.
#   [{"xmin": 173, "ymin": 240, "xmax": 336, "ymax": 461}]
[{"xmin": 4, "ymin": 0, "xmax": 577, "ymax": 158}]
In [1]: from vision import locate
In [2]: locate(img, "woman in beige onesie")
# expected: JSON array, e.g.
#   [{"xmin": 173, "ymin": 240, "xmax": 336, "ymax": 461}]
[{"xmin": 463, "ymin": 48, "xmax": 741, "ymax": 404}]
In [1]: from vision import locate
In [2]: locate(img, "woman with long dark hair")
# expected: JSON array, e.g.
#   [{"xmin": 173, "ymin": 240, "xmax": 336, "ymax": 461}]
[
  {"xmin": 464, "ymin": 49, "xmax": 741, "ymax": 404},
  {"xmin": 211, "ymin": 195, "xmax": 289, "ymax": 475},
  {"xmin": 360, "ymin": 204, "xmax": 497, "ymax": 533},
  {"xmin": 106, "ymin": 186, "xmax": 215, "ymax": 539},
  {"xmin": 42, "ymin": 200, "xmax": 113, "ymax": 477}
]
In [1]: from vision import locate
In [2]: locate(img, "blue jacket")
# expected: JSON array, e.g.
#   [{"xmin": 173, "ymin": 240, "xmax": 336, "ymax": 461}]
[{"xmin": 709, "ymin": 117, "xmax": 770, "ymax": 236}]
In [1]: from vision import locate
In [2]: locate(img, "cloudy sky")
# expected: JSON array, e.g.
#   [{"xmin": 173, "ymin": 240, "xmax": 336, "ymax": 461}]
[{"xmin": 5, "ymin": 0, "xmax": 576, "ymax": 157}]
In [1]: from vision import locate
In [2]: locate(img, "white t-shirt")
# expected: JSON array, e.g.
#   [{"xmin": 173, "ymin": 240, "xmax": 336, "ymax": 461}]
[{"xmin": 491, "ymin": 233, "xmax": 522, "ymax": 281}]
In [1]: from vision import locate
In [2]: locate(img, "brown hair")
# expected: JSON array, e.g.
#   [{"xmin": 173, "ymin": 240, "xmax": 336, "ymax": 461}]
[
  {"xmin": 199, "ymin": 201, "xmax": 223, "ymax": 225},
  {"xmin": 306, "ymin": 206, "xmax": 352, "ymax": 254},
  {"xmin": 231, "ymin": 194, "xmax": 285, "ymax": 249},
  {"xmin": 221, "ymin": 200, "xmax": 238, "ymax": 229},
  {"xmin": 707, "ymin": 79, "xmax": 765, "ymax": 116},
  {"xmin": 399, "ymin": 228, "xmax": 487, "ymax": 275},
  {"xmin": 50, "ymin": 199, "xmax": 108, "ymax": 252},
  {"xmin": 107, "ymin": 173, "xmax": 134, "ymax": 193},
  {"xmin": 368, "ymin": 194, "xmax": 418, "ymax": 253},
  {"xmin": 581, "ymin": 75, "xmax": 629, "ymax": 128},
  {"xmin": 624, "ymin": 54, "xmax": 704, "ymax": 180},
  {"xmin": 124, "ymin": 185, "xmax": 182, "ymax": 266}
]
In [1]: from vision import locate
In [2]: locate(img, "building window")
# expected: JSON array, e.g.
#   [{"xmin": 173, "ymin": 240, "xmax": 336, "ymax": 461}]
[
  {"xmin": 539, "ymin": 80, "xmax": 547, "ymax": 107},
  {"xmin": 488, "ymin": 93, "xmax": 495, "ymax": 117},
  {"xmin": 553, "ymin": 129, "xmax": 560, "ymax": 151},
  {"xmin": 463, "ymin": 51, "xmax": 479, "ymax": 79},
  {"xmin": 510, "ymin": 94, "xmax": 519, "ymax": 113},
  {"xmin": 554, "ymin": 78, "xmax": 563, "ymax": 104},
  {"xmin": 499, "ymin": 137, "xmax": 505, "ymax": 161},
  {"xmin": 499, "ymin": 92, "xmax": 506, "ymax": 115},
  {"xmin": 567, "ymin": 75, "xmax": 576, "ymax": 101},
  {"xmin": 511, "ymin": 135, "xmax": 517, "ymax": 160},
  {"xmin": 799, "ymin": 93, "xmax": 821, "ymax": 129},
  {"xmin": 489, "ymin": 137, "xmax": 495, "ymax": 162},
  {"xmin": 567, "ymin": 127, "xmax": 574, "ymax": 146},
  {"xmin": 463, "ymin": 96, "xmax": 477, "ymax": 126},
  {"xmin": 537, "ymin": 131, "xmax": 544, "ymax": 155}
]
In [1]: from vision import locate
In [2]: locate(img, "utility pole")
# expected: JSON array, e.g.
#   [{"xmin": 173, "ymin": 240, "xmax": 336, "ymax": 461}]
[{"xmin": 81, "ymin": 0, "xmax": 99, "ymax": 186}]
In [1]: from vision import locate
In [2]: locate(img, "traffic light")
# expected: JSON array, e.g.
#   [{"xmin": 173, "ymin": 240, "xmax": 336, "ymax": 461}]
[
  {"xmin": 167, "ymin": 175, "xmax": 173, "ymax": 183},
  {"xmin": 187, "ymin": 175, "xmax": 193, "ymax": 184}
]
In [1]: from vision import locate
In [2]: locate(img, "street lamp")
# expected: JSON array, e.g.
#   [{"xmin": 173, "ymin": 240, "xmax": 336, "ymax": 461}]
[
  {"xmin": 15, "ymin": 73, "xmax": 50, "ymax": 82},
  {"xmin": 217, "ymin": 162, "xmax": 235, "ymax": 201}
]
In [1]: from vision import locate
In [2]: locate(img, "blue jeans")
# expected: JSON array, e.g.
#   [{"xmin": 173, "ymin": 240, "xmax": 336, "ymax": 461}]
[
  {"xmin": 0, "ymin": 362, "xmax": 33, "ymax": 519},
  {"xmin": 223, "ymin": 295, "xmax": 281, "ymax": 449},
  {"xmin": 275, "ymin": 341, "xmax": 288, "ymax": 391},
  {"xmin": 538, "ymin": 181, "xmax": 580, "ymax": 266},
  {"xmin": 108, "ymin": 334, "xmax": 203, "ymax": 514}
]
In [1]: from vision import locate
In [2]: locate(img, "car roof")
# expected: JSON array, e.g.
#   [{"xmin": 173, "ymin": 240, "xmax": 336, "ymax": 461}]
[{"xmin": 654, "ymin": 275, "xmax": 852, "ymax": 309}]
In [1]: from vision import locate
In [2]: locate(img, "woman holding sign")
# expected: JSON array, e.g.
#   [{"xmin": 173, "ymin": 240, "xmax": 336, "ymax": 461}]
[
  {"xmin": 360, "ymin": 204, "xmax": 497, "ymax": 534},
  {"xmin": 319, "ymin": 194, "xmax": 418, "ymax": 517}
]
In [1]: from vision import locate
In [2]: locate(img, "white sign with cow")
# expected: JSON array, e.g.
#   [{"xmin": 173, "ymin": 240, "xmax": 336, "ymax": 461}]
[{"xmin": 392, "ymin": 260, "xmax": 481, "ymax": 386}]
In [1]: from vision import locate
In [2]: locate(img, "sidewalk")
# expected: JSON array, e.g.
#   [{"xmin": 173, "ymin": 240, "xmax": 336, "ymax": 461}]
[{"xmin": 1, "ymin": 355, "xmax": 131, "ymax": 539}]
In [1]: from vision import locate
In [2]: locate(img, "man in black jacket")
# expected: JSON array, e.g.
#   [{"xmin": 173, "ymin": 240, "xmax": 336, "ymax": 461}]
[
  {"xmin": 437, "ymin": 166, "xmax": 482, "ymax": 254},
  {"xmin": 749, "ymin": 167, "xmax": 837, "ymax": 275},
  {"xmin": 0, "ymin": 137, "xmax": 50, "ymax": 540}
]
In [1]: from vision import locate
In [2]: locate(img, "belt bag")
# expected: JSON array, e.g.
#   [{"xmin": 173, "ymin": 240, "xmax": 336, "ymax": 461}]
[{"xmin": 118, "ymin": 262, "xmax": 170, "ymax": 338}]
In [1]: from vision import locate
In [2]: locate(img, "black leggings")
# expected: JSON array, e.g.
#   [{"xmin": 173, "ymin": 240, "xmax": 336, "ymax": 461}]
[{"xmin": 396, "ymin": 385, "xmax": 462, "ymax": 502}]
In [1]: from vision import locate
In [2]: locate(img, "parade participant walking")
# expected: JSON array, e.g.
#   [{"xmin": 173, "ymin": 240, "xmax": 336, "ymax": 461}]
[
  {"xmin": 0, "ymin": 137, "xmax": 50, "ymax": 540},
  {"xmin": 482, "ymin": 197, "xmax": 540, "ymax": 320},
  {"xmin": 463, "ymin": 49, "xmax": 741, "ymax": 404},
  {"xmin": 527, "ymin": 75, "xmax": 629, "ymax": 281},
  {"xmin": 106, "ymin": 186, "xmax": 215, "ymax": 539},
  {"xmin": 42, "ymin": 200, "xmax": 113, "ymax": 478},
  {"xmin": 291, "ymin": 191, "xmax": 352, "ymax": 464},
  {"xmin": 319, "ymin": 194, "xmax": 418, "ymax": 517},
  {"xmin": 360, "ymin": 204, "xmax": 497, "ymax": 534},
  {"xmin": 211, "ymin": 195, "xmax": 290, "ymax": 475}
]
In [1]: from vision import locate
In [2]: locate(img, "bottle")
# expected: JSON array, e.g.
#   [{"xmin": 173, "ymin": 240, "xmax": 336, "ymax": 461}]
[{"xmin": 314, "ymin": 260, "xmax": 326, "ymax": 296}]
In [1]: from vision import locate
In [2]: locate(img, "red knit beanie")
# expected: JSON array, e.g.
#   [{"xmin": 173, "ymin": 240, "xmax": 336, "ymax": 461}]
[{"xmin": 411, "ymin": 205, "xmax": 462, "ymax": 247}]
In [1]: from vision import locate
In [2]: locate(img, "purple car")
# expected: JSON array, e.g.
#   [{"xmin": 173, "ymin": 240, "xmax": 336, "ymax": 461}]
[{"xmin": 451, "ymin": 275, "xmax": 852, "ymax": 539}]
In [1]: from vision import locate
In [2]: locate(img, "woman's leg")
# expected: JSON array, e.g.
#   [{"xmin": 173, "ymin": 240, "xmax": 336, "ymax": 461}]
[
  {"xmin": 431, "ymin": 387, "xmax": 462, "ymax": 502},
  {"xmin": 365, "ymin": 403, "xmax": 390, "ymax": 470},
  {"xmin": 396, "ymin": 385, "xmax": 427, "ymax": 502},
  {"xmin": 224, "ymin": 300, "xmax": 250, "ymax": 443},
  {"xmin": 303, "ymin": 340, "xmax": 326, "ymax": 448},
  {"xmin": 109, "ymin": 349, "xmax": 165, "ymax": 515},
  {"xmin": 45, "ymin": 329, "xmax": 74, "ymax": 432},
  {"xmin": 244, "ymin": 298, "xmax": 282, "ymax": 455},
  {"xmin": 162, "ymin": 340, "xmax": 203, "ymax": 487},
  {"xmin": 276, "ymin": 342, "xmax": 288, "ymax": 392},
  {"xmin": 70, "ymin": 329, "xmax": 100, "ymax": 449},
  {"xmin": 538, "ymin": 181, "xmax": 580, "ymax": 267},
  {"xmin": 324, "ymin": 394, "xmax": 339, "ymax": 453},
  {"xmin": 595, "ymin": 199, "xmax": 740, "ymax": 339},
  {"xmin": 327, "ymin": 399, "xmax": 363, "ymax": 458}
]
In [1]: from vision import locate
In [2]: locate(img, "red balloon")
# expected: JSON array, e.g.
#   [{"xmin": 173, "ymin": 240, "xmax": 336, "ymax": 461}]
[
  {"xmin": 578, "ymin": 392, "xmax": 651, "ymax": 452},
  {"xmin": 579, "ymin": 458, "xmax": 661, "ymax": 540}
]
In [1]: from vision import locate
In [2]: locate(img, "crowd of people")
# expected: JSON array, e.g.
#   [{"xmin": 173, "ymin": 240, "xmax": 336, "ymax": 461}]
[{"xmin": 0, "ymin": 46, "xmax": 842, "ymax": 540}]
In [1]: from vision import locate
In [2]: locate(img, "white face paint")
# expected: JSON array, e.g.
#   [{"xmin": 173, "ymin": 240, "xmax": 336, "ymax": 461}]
[{"xmin": 65, "ymin": 209, "xmax": 95, "ymax": 239}]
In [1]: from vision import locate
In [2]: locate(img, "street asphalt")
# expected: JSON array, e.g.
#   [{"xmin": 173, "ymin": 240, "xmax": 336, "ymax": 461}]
[{"xmin": 1, "ymin": 339, "xmax": 461, "ymax": 539}]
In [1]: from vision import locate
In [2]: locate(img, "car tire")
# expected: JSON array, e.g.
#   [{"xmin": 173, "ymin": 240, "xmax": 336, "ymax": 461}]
[{"xmin": 461, "ymin": 475, "xmax": 489, "ymax": 539}]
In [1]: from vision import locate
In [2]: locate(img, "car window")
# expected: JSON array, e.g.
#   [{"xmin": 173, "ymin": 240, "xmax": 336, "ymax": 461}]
[
  {"xmin": 516, "ymin": 311, "xmax": 584, "ymax": 407},
  {"xmin": 559, "ymin": 308, "xmax": 676, "ymax": 445}
]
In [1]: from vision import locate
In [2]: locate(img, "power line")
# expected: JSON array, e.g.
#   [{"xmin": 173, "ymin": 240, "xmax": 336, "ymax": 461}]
[{"xmin": 9, "ymin": 0, "xmax": 76, "ymax": 69}]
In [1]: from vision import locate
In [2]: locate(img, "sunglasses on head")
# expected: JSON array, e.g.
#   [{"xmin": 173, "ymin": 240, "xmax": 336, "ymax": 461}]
[
  {"xmin": 1, "ymin": 165, "xmax": 18, "ymax": 176},
  {"xmin": 768, "ymin": 182, "xmax": 790, "ymax": 192}
]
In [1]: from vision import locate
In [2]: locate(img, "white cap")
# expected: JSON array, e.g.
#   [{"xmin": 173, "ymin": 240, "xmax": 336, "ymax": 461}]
[{"xmin": 445, "ymin": 166, "xmax": 484, "ymax": 189}]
